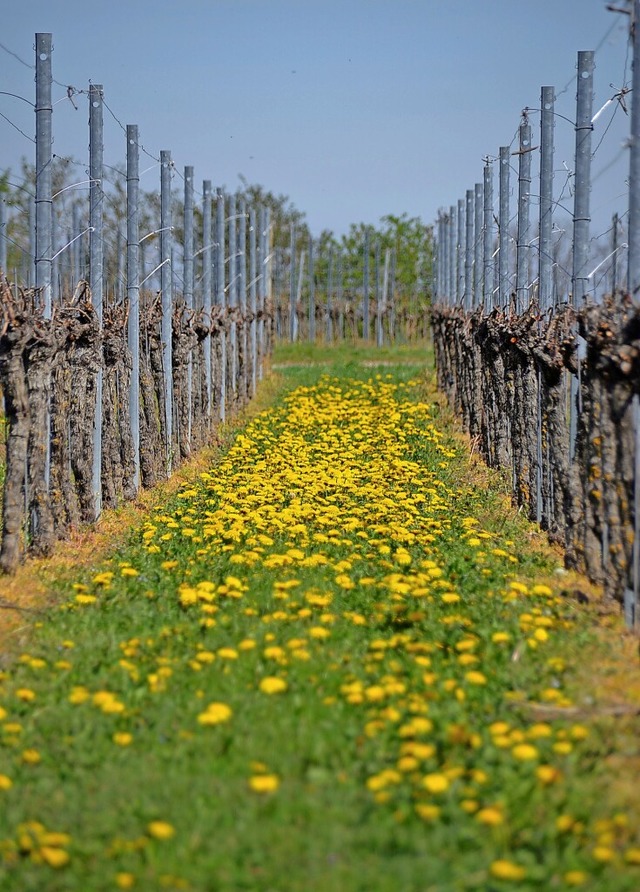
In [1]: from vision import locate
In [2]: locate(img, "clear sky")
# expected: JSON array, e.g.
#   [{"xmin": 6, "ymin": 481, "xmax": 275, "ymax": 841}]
[{"xmin": 0, "ymin": 0, "xmax": 633, "ymax": 240}]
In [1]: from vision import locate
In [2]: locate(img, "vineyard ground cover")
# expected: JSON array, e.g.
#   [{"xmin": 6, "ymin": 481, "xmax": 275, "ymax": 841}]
[{"xmin": 0, "ymin": 343, "xmax": 638, "ymax": 891}]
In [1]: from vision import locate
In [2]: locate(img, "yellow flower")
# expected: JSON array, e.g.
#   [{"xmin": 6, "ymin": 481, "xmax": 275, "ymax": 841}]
[
  {"xmin": 489, "ymin": 860, "xmax": 526, "ymax": 881},
  {"xmin": 476, "ymin": 807, "xmax": 503, "ymax": 826},
  {"xmin": 147, "ymin": 821, "xmax": 175, "ymax": 840},
  {"xmin": 556, "ymin": 814, "xmax": 574, "ymax": 832},
  {"xmin": 120, "ymin": 567, "xmax": 139, "ymax": 577},
  {"xmin": 113, "ymin": 732, "xmax": 133, "ymax": 746},
  {"xmin": 511, "ymin": 743, "xmax": 538, "ymax": 761},
  {"xmin": 415, "ymin": 803, "xmax": 441, "ymax": 821},
  {"xmin": 592, "ymin": 846, "xmax": 615, "ymax": 863},
  {"xmin": 464, "ymin": 671, "xmax": 487, "ymax": 685},
  {"xmin": 197, "ymin": 702, "xmax": 233, "ymax": 725},
  {"xmin": 0, "ymin": 774, "xmax": 12, "ymax": 790},
  {"xmin": 422, "ymin": 773, "xmax": 450, "ymax": 794},
  {"xmin": 40, "ymin": 846, "xmax": 70, "ymax": 868},
  {"xmin": 75, "ymin": 594, "xmax": 98, "ymax": 605},
  {"xmin": 248, "ymin": 774, "xmax": 280, "ymax": 793},
  {"xmin": 217, "ymin": 647, "xmax": 239, "ymax": 660},
  {"xmin": 259, "ymin": 677, "xmax": 288, "ymax": 695},
  {"xmin": 16, "ymin": 688, "xmax": 36, "ymax": 702},
  {"xmin": 21, "ymin": 749, "xmax": 41, "ymax": 765},
  {"xmin": 116, "ymin": 873, "xmax": 136, "ymax": 889},
  {"xmin": 535, "ymin": 765, "xmax": 561, "ymax": 784},
  {"xmin": 440, "ymin": 593, "xmax": 460, "ymax": 604},
  {"xmin": 527, "ymin": 723, "xmax": 552, "ymax": 739}
]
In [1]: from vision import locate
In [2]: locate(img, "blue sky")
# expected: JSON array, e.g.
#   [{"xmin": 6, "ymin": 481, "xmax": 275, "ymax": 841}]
[{"xmin": 0, "ymin": 0, "xmax": 633, "ymax": 240}]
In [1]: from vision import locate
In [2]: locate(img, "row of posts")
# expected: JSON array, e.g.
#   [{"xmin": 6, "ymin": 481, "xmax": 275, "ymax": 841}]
[
  {"xmin": 278, "ymin": 228, "xmax": 397, "ymax": 348},
  {"xmin": 433, "ymin": 5, "xmax": 640, "ymax": 627},
  {"xmin": 10, "ymin": 33, "xmax": 273, "ymax": 522},
  {"xmin": 435, "ymin": 52, "xmax": 597, "ymax": 313}
]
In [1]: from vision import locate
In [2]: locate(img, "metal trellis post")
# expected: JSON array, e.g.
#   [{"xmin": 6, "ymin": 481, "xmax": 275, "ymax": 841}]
[
  {"xmin": 539, "ymin": 86, "xmax": 555, "ymax": 312},
  {"xmin": 309, "ymin": 234, "xmax": 316, "ymax": 342},
  {"xmin": 0, "ymin": 197, "xmax": 6, "ymax": 274},
  {"xmin": 498, "ymin": 146, "xmax": 510, "ymax": 309},
  {"xmin": 289, "ymin": 222, "xmax": 296, "ymax": 342},
  {"xmin": 474, "ymin": 183, "xmax": 483, "ymax": 309},
  {"xmin": 89, "ymin": 83, "xmax": 104, "ymax": 520},
  {"xmin": 216, "ymin": 189, "xmax": 227, "ymax": 421},
  {"xmin": 515, "ymin": 119, "xmax": 532, "ymax": 315},
  {"xmin": 228, "ymin": 193, "xmax": 238, "ymax": 397},
  {"xmin": 465, "ymin": 189, "xmax": 474, "ymax": 310},
  {"xmin": 483, "ymin": 162, "xmax": 494, "ymax": 312},
  {"xmin": 160, "ymin": 150, "xmax": 173, "ymax": 469},
  {"xmin": 572, "ymin": 51, "xmax": 594, "ymax": 305},
  {"xmin": 35, "ymin": 33, "xmax": 53, "ymax": 317},
  {"xmin": 249, "ymin": 205, "xmax": 257, "ymax": 395},
  {"xmin": 126, "ymin": 124, "xmax": 140, "ymax": 491},
  {"xmin": 202, "ymin": 180, "xmax": 212, "ymax": 418}
]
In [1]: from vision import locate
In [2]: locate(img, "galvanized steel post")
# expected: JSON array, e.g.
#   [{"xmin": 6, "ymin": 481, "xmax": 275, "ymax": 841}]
[
  {"xmin": 515, "ymin": 119, "xmax": 532, "ymax": 314},
  {"xmin": 449, "ymin": 205, "xmax": 456, "ymax": 305},
  {"xmin": 539, "ymin": 87, "xmax": 555, "ymax": 312},
  {"xmin": 629, "ymin": 0, "xmax": 640, "ymax": 302},
  {"xmin": 89, "ymin": 83, "xmax": 104, "ymax": 519},
  {"xmin": 216, "ymin": 189, "xmax": 227, "ymax": 421},
  {"xmin": 184, "ymin": 166, "xmax": 194, "ymax": 444},
  {"xmin": 308, "ymin": 235, "xmax": 316, "ymax": 342},
  {"xmin": 572, "ymin": 51, "xmax": 594, "ymax": 305},
  {"xmin": 183, "ymin": 167, "xmax": 194, "ymax": 309},
  {"xmin": 126, "ymin": 125, "xmax": 140, "ymax": 491},
  {"xmin": 249, "ymin": 205, "xmax": 257, "ymax": 395},
  {"xmin": 483, "ymin": 162, "xmax": 494, "ymax": 312},
  {"xmin": 628, "ymin": 3, "xmax": 640, "ymax": 628},
  {"xmin": 474, "ymin": 183, "xmax": 483, "ymax": 309},
  {"xmin": 160, "ymin": 150, "xmax": 173, "ymax": 469},
  {"xmin": 498, "ymin": 146, "xmax": 510, "ymax": 309},
  {"xmin": 296, "ymin": 249, "xmax": 306, "ymax": 336},
  {"xmin": 0, "ymin": 197, "xmax": 6, "ymax": 274},
  {"xmin": 289, "ymin": 221, "xmax": 296, "ymax": 341},
  {"xmin": 436, "ymin": 214, "xmax": 444, "ymax": 301},
  {"xmin": 202, "ymin": 180, "xmax": 212, "ymax": 418},
  {"xmin": 457, "ymin": 200, "xmax": 465, "ymax": 305},
  {"xmin": 465, "ymin": 189, "xmax": 474, "ymax": 310},
  {"xmin": 228, "ymin": 193, "xmax": 238, "ymax": 397},
  {"xmin": 326, "ymin": 246, "xmax": 333, "ymax": 342},
  {"xmin": 239, "ymin": 198, "xmax": 248, "ymax": 398},
  {"xmin": 35, "ymin": 33, "xmax": 53, "ymax": 316}
]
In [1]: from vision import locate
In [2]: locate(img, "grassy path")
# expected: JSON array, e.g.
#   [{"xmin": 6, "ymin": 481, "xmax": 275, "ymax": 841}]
[{"xmin": 0, "ymin": 344, "xmax": 639, "ymax": 891}]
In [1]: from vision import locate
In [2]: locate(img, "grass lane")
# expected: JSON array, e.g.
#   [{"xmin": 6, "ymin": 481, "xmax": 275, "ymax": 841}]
[{"xmin": 0, "ymin": 343, "xmax": 639, "ymax": 891}]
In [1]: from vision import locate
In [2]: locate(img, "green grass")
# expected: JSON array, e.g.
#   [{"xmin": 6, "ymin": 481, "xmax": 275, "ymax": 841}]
[{"xmin": 0, "ymin": 345, "xmax": 638, "ymax": 891}]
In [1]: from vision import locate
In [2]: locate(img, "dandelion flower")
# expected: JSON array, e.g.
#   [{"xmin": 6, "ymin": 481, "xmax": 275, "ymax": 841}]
[
  {"xmin": 490, "ymin": 860, "xmax": 526, "ymax": 881},
  {"xmin": 248, "ymin": 774, "xmax": 280, "ymax": 793},
  {"xmin": 259, "ymin": 677, "xmax": 288, "ymax": 695},
  {"xmin": 147, "ymin": 821, "xmax": 175, "ymax": 841},
  {"xmin": 422, "ymin": 773, "xmax": 450, "ymax": 794},
  {"xmin": 197, "ymin": 702, "xmax": 233, "ymax": 725},
  {"xmin": 40, "ymin": 846, "xmax": 70, "ymax": 868}
]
